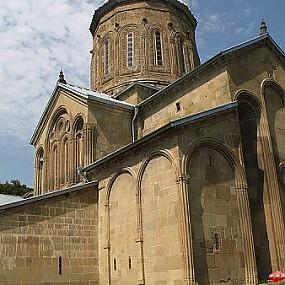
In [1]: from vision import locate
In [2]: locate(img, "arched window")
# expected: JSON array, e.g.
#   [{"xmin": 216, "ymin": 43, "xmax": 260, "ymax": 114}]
[
  {"xmin": 104, "ymin": 38, "xmax": 110, "ymax": 76},
  {"xmin": 74, "ymin": 117, "xmax": 84, "ymax": 182},
  {"xmin": 154, "ymin": 31, "xmax": 163, "ymax": 66},
  {"xmin": 53, "ymin": 145, "xmax": 59, "ymax": 190},
  {"xmin": 36, "ymin": 148, "xmax": 44, "ymax": 195},
  {"xmin": 127, "ymin": 32, "xmax": 134, "ymax": 68},
  {"xmin": 63, "ymin": 138, "xmax": 69, "ymax": 184},
  {"xmin": 178, "ymin": 37, "xmax": 186, "ymax": 75}
]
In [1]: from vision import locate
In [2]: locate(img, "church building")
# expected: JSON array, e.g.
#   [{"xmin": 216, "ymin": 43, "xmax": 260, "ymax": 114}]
[{"xmin": 1, "ymin": 0, "xmax": 285, "ymax": 284}]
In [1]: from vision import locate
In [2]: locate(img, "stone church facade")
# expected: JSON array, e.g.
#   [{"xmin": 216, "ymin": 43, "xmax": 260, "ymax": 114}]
[{"xmin": 1, "ymin": 1, "xmax": 285, "ymax": 284}]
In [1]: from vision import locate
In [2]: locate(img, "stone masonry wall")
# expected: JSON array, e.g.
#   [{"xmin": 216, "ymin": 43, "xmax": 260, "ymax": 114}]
[{"xmin": 0, "ymin": 188, "xmax": 98, "ymax": 285}]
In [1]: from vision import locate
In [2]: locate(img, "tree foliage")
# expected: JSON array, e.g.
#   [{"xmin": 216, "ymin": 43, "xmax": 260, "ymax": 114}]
[{"xmin": 0, "ymin": 180, "xmax": 33, "ymax": 197}]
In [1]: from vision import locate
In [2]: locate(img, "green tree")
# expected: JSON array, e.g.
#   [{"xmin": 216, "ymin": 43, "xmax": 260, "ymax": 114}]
[{"xmin": 0, "ymin": 180, "xmax": 33, "ymax": 197}]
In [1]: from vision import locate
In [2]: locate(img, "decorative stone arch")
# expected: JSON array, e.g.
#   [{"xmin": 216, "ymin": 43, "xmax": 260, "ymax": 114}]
[
  {"xmin": 137, "ymin": 149, "xmax": 180, "ymax": 284},
  {"xmin": 35, "ymin": 145, "xmax": 45, "ymax": 163},
  {"xmin": 104, "ymin": 167, "xmax": 140, "ymax": 285},
  {"xmin": 261, "ymin": 78, "xmax": 285, "ymax": 99},
  {"xmin": 182, "ymin": 137, "xmax": 258, "ymax": 285},
  {"xmin": 106, "ymin": 167, "xmax": 138, "ymax": 206},
  {"xmin": 173, "ymin": 31, "xmax": 190, "ymax": 75},
  {"xmin": 35, "ymin": 146, "xmax": 45, "ymax": 195},
  {"xmin": 147, "ymin": 24, "xmax": 170, "ymax": 69},
  {"xmin": 259, "ymin": 79, "xmax": 285, "ymax": 272},
  {"xmin": 138, "ymin": 149, "xmax": 179, "ymax": 193},
  {"xmin": 101, "ymin": 31, "xmax": 115, "ymax": 79},
  {"xmin": 72, "ymin": 113, "xmax": 86, "ymax": 133},
  {"xmin": 47, "ymin": 106, "xmax": 70, "ymax": 134},
  {"xmin": 235, "ymin": 89, "xmax": 262, "ymax": 117},
  {"xmin": 61, "ymin": 134, "xmax": 70, "ymax": 185},
  {"xmin": 182, "ymin": 138, "xmax": 247, "ymax": 186},
  {"xmin": 118, "ymin": 24, "xmax": 142, "ymax": 73},
  {"xmin": 46, "ymin": 106, "xmax": 71, "ymax": 150}
]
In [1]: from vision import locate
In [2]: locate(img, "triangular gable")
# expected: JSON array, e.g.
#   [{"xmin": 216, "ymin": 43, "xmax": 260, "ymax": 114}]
[
  {"xmin": 30, "ymin": 82, "xmax": 88, "ymax": 146},
  {"xmin": 30, "ymin": 82, "xmax": 135, "ymax": 146}
]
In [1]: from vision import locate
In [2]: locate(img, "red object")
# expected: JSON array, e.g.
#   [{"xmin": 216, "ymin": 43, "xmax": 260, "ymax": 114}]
[{"xmin": 269, "ymin": 271, "xmax": 285, "ymax": 283}]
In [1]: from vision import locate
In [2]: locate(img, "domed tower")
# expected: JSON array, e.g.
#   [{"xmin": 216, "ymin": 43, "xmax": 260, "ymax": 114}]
[{"xmin": 90, "ymin": 0, "xmax": 200, "ymax": 95}]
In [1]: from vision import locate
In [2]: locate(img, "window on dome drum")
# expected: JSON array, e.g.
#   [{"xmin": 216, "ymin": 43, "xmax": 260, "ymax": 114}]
[
  {"xmin": 154, "ymin": 31, "xmax": 163, "ymax": 66},
  {"xmin": 104, "ymin": 38, "xmax": 110, "ymax": 76},
  {"xmin": 127, "ymin": 32, "xmax": 134, "ymax": 68},
  {"xmin": 178, "ymin": 37, "xmax": 186, "ymax": 75}
]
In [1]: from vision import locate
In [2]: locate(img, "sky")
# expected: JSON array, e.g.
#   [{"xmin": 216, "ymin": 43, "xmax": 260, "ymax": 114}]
[{"xmin": 0, "ymin": 0, "xmax": 284, "ymax": 187}]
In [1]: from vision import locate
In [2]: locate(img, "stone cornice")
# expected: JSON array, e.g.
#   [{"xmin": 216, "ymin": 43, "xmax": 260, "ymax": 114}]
[{"xmin": 90, "ymin": 0, "xmax": 197, "ymax": 36}]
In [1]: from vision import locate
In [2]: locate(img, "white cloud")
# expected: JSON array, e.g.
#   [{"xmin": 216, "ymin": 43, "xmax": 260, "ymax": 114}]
[{"xmin": 0, "ymin": 0, "xmax": 105, "ymax": 146}]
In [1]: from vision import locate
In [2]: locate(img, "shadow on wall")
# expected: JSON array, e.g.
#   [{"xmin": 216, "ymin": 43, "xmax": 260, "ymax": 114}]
[{"xmin": 188, "ymin": 147, "xmax": 243, "ymax": 284}]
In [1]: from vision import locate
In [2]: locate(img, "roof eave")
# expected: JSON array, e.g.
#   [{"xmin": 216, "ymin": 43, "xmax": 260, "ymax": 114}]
[
  {"xmin": 139, "ymin": 34, "xmax": 285, "ymax": 108},
  {"xmin": 89, "ymin": 0, "xmax": 197, "ymax": 36},
  {"xmin": 0, "ymin": 180, "xmax": 98, "ymax": 213},
  {"xmin": 82, "ymin": 101, "xmax": 238, "ymax": 172}
]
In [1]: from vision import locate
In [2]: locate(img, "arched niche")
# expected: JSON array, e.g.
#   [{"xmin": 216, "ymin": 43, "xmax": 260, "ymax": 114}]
[
  {"xmin": 186, "ymin": 144, "xmax": 245, "ymax": 285},
  {"xmin": 147, "ymin": 25, "xmax": 170, "ymax": 71},
  {"xmin": 237, "ymin": 92, "xmax": 271, "ymax": 281},
  {"xmin": 175, "ymin": 33, "xmax": 189, "ymax": 76},
  {"xmin": 139, "ymin": 151, "xmax": 183, "ymax": 284},
  {"xmin": 35, "ymin": 147, "xmax": 44, "ymax": 195},
  {"xmin": 118, "ymin": 25, "xmax": 142, "ymax": 74},
  {"xmin": 264, "ymin": 82, "xmax": 285, "ymax": 165},
  {"xmin": 101, "ymin": 32, "xmax": 115, "ymax": 81},
  {"xmin": 106, "ymin": 169, "xmax": 139, "ymax": 285}
]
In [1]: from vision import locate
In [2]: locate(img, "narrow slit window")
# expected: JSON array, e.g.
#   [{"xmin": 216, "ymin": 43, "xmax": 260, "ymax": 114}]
[
  {"xmin": 128, "ymin": 256, "xmax": 132, "ymax": 269},
  {"xmin": 209, "ymin": 156, "xmax": 213, "ymax": 167},
  {"xmin": 104, "ymin": 38, "xmax": 110, "ymax": 76},
  {"xmin": 176, "ymin": 102, "xmax": 181, "ymax": 112},
  {"xmin": 113, "ymin": 258, "xmax": 117, "ymax": 271},
  {"xmin": 58, "ymin": 257, "xmax": 62, "ymax": 275},
  {"xmin": 127, "ymin": 32, "xmax": 134, "ymax": 68},
  {"xmin": 214, "ymin": 233, "xmax": 220, "ymax": 251},
  {"xmin": 155, "ymin": 31, "xmax": 163, "ymax": 66}
]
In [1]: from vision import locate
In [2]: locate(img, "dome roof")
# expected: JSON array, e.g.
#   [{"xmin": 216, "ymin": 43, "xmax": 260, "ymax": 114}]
[{"xmin": 90, "ymin": 0, "xmax": 197, "ymax": 36}]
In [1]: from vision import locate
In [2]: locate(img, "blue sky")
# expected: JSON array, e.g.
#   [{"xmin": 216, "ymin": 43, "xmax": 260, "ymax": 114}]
[{"xmin": 0, "ymin": 0, "xmax": 284, "ymax": 187}]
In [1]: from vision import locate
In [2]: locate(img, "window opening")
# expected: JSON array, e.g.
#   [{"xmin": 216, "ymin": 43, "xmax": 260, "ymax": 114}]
[
  {"xmin": 209, "ymin": 156, "xmax": 213, "ymax": 167},
  {"xmin": 127, "ymin": 32, "xmax": 134, "ymax": 68},
  {"xmin": 104, "ymin": 38, "xmax": 110, "ymax": 75},
  {"xmin": 128, "ymin": 256, "xmax": 132, "ymax": 269},
  {"xmin": 113, "ymin": 258, "xmax": 117, "ymax": 270},
  {"xmin": 155, "ymin": 31, "xmax": 163, "ymax": 66},
  {"xmin": 214, "ymin": 233, "xmax": 220, "ymax": 251},
  {"xmin": 58, "ymin": 257, "xmax": 62, "ymax": 275},
  {"xmin": 176, "ymin": 102, "xmax": 181, "ymax": 112}
]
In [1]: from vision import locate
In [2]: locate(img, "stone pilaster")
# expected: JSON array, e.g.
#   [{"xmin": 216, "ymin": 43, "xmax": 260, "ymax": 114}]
[
  {"xmin": 176, "ymin": 174, "xmax": 196, "ymax": 285},
  {"xmin": 104, "ymin": 203, "xmax": 111, "ymax": 285},
  {"xmin": 259, "ymin": 111, "xmax": 285, "ymax": 271},
  {"xmin": 236, "ymin": 185, "xmax": 258, "ymax": 285},
  {"xmin": 136, "ymin": 191, "xmax": 145, "ymax": 285}
]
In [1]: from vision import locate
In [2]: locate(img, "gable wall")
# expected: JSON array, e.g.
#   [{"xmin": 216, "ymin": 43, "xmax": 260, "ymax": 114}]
[
  {"xmin": 35, "ymin": 90, "xmax": 89, "ymax": 150},
  {"xmin": 228, "ymin": 47, "xmax": 285, "ymax": 97}
]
